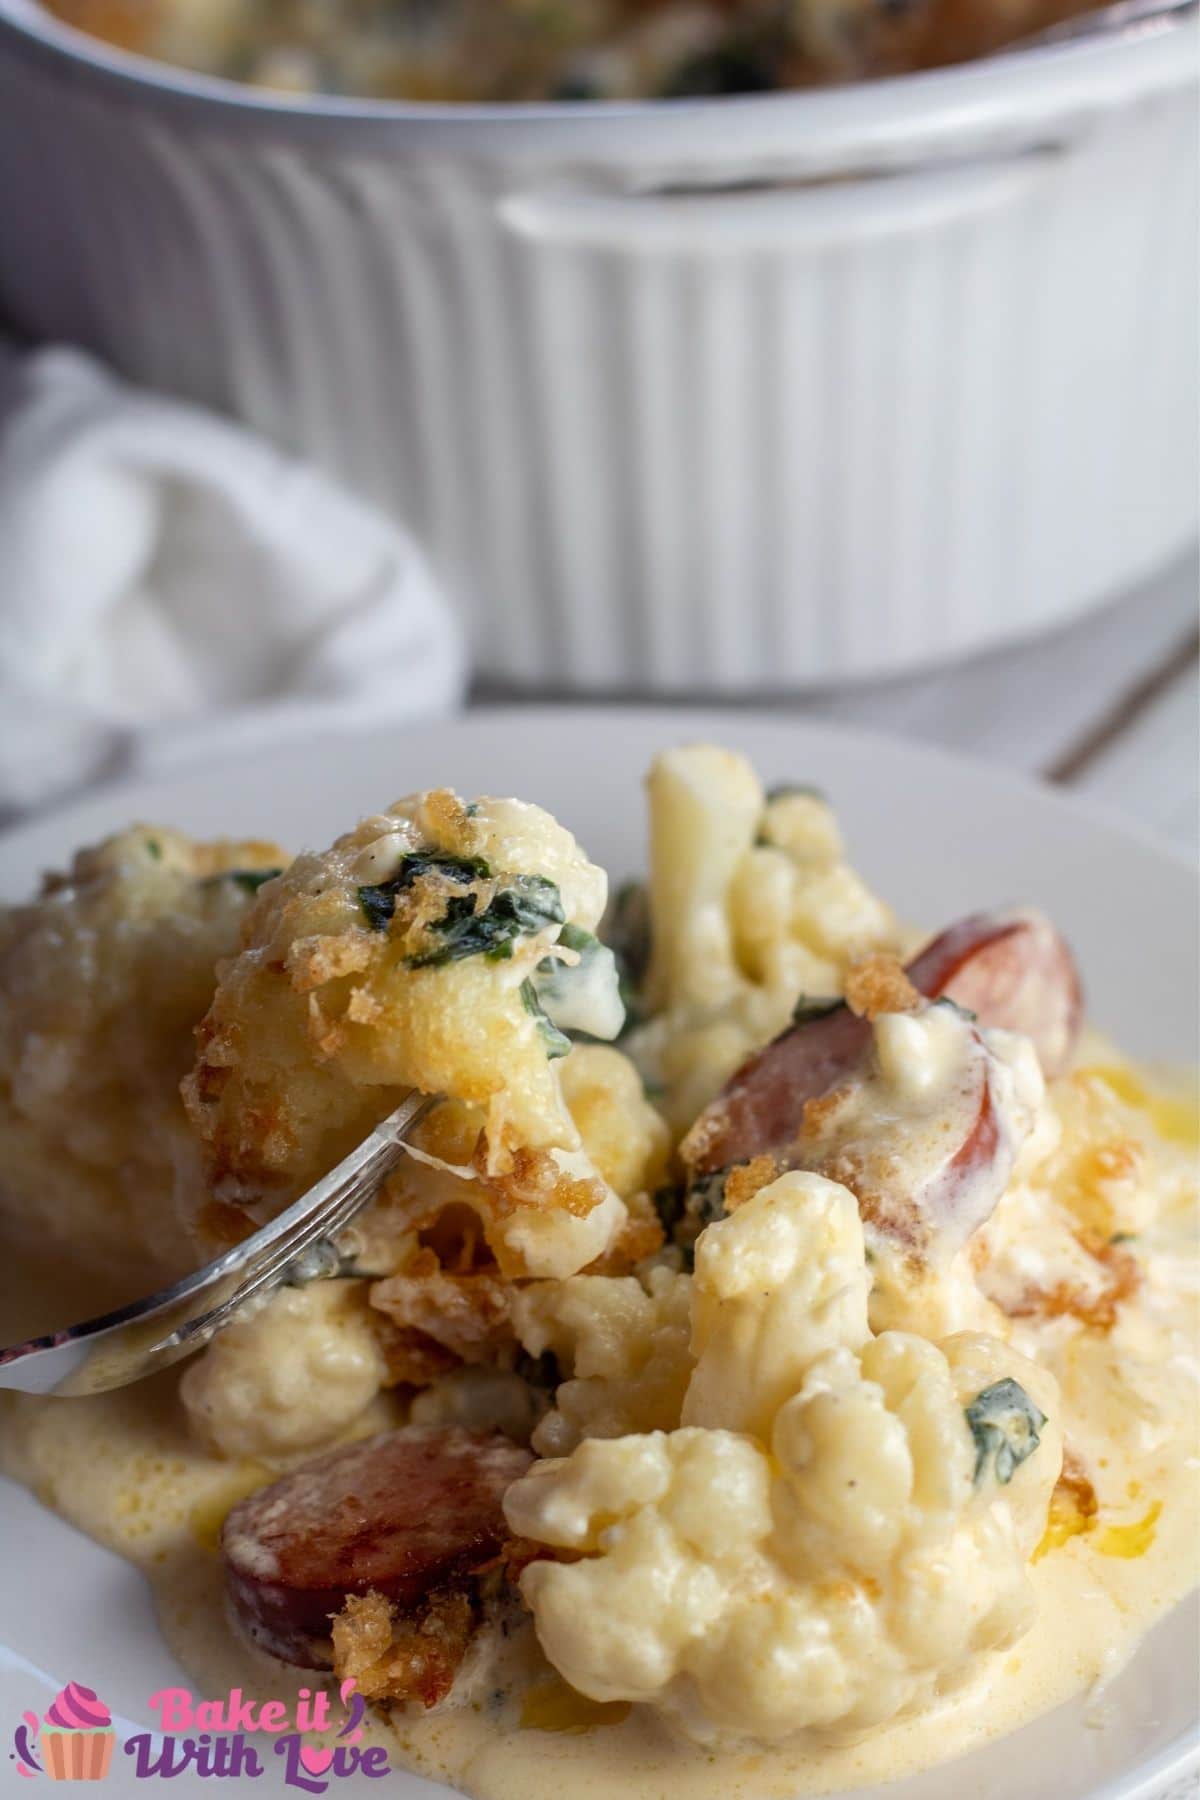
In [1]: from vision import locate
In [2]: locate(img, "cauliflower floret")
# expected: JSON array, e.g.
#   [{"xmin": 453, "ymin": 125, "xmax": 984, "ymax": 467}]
[
  {"xmin": 0, "ymin": 825, "xmax": 287, "ymax": 1301},
  {"xmin": 506, "ymin": 1173, "xmax": 1061, "ymax": 1748},
  {"xmin": 180, "ymin": 1280, "xmax": 388, "ymax": 1462},
  {"xmin": 629, "ymin": 747, "xmax": 897, "ymax": 1131},
  {"xmin": 343, "ymin": 1047, "xmax": 669, "ymax": 1394},
  {"xmin": 966, "ymin": 1051, "xmax": 1200, "ymax": 1486},
  {"xmin": 183, "ymin": 788, "xmax": 629, "ymax": 1280},
  {"xmin": 409, "ymin": 1366, "xmax": 546, "ymax": 1444},
  {"xmin": 557, "ymin": 1044, "xmax": 669, "ymax": 1203},
  {"xmin": 513, "ymin": 1265, "xmax": 693, "ymax": 1455},
  {"xmin": 684, "ymin": 1170, "xmax": 869, "ymax": 1438}
]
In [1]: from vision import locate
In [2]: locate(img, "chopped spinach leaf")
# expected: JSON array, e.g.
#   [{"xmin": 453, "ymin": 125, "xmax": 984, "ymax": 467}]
[
  {"xmin": 934, "ymin": 994, "xmax": 979, "ymax": 1023},
  {"xmin": 409, "ymin": 873, "xmax": 564, "ymax": 969},
  {"xmin": 659, "ymin": 35, "xmax": 776, "ymax": 95},
  {"xmin": 520, "ymin": 977, "xmax": 572, "ymax": 1060},
  {"xmin": 602, "ymin": 880, "xmax": 651, "ymax": 1032},
  {"xmin": 791, "ymin": 994, "xmax": 845, "ymax": 1026},
  {"xmin": 654, "ymin": 1169, "xmax": 731, "ymax": 1270},
  {"xmin": 535, "ymin": 921, "xmax": 596, "ymax": 981},
  {"xmin": 358, "ymin": 846, "xmax": 566, "ymax": 973},
  {"xmin": 766, "ymin": 782, "xmax": 826, "ymax": 804},
  {"xmin": 230, "ymin": 868, "xmax": 283, "ymax": 895},
  {"xmin": 551, "ymin": 70, "xmax": 603, "ymax": 99},
  {"xmin": 530, "ymin": 924, "xmax": 624, "ymax": 1041},
  {"xmin": 965, "ymin": 1378, "xmax": 1047, "ymax": 1485},
  {"xmin": 357, "ymin": 851, "xmax": 491, "ymax": 933},
  {"xmin": 358, "ymin": 883, "xmax": 400, "ymax": 932},
  {"xmin": 145, "ymin": 838, "xmax": 162, "ymax": 861},
  {"xmin": 203, "ymin": 867, "xmax": 283, "ymax": 896},
  {"xmin": 687, "ymin": 1169, "xmax": 730, "ymax": 1231},
  {"xmin": 652, "ymin": 1182, "xmax": 688, "ymax": 1238}
]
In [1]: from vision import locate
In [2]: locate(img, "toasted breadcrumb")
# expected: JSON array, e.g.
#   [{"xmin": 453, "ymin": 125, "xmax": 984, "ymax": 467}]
[
  {"xmin": 723, "ymin": 1155, "xmax": 782, "ymax": 1212},
  {"xmin": 370, "ymin": 1259, "xmax": 514, "ymax": 1365},
  {"xmin": 582, "ymin": 1209, "xmax": 665, "ymax": 1275},
  {"xmin": 1000, "ymin": 1232, "xmax": 1140, "ymax": 1333},
  {"xmin": 843, "ymin": 953, "xmax": 920, "ymax": 1020},
  {"xmin": 800, "ymin": 1085, "xmax": 854, "ymax": 1137},
  {"xmin": 1056, "ymin": 1449, "xmax": 1099, "ymax": 1521},
  {"xmin": 370, "ymin": 1318, "xmax": 461, "ymax": 1386},
  {"xmin": 331, "ymin": 1588, "xmax": 475, "ymax": 1709},
  {"xmin": 473, "ymin": 1139, "xmax": 605, "ymax": 1224}
]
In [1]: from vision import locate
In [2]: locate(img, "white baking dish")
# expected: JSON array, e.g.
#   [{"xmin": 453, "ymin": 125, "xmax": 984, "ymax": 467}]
[{"xmin": 0, "ymin": 5, "xmax": 1194, "ymax": 691}]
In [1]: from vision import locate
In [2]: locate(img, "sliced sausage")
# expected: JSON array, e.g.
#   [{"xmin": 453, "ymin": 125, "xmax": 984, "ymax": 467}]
[
  {"xmin": 792, "ymin": 1023, "xmax": 1009, "ymax": 1257},
  {"xmin": 681, "ymin": 1002, "xmax": 871, "ymax": 1179},
  {"xmin": 682, "ymin": 907, "xmax": 1081, "ymax": 1178},
  {"xmin": 908, "ymin": 908, "xmax": 1082, "ymax": 1077},
  {"xmin": 222, "ymin": 1426, "xmax": 532, "ymax": 1668}
]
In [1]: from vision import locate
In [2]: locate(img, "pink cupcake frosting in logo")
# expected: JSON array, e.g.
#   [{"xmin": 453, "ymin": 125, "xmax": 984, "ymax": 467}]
[
  {"xmin": 44, "ymin": 1686, "xmax": 112, "ymax": 1733},
  {"xmin": 38, "ymin": 1683, "xmax": 115, "ymax": 1782}
]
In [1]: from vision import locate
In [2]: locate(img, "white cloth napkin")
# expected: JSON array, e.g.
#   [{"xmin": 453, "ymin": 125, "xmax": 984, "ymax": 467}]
[{"xmin": 0, "ymin": 346, "xmax": 465, "ymax": 814}]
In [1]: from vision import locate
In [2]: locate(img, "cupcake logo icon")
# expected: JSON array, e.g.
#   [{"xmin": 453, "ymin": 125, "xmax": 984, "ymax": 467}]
[{"xmin": 11, "ymin": 1684, "xmax": 115, "ymax": 1782}]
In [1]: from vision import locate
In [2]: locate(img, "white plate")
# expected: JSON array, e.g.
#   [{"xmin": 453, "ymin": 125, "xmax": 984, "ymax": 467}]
[{"xmin": 0, "ymin": 707, "xmax": 1196, "ymax": 1800}]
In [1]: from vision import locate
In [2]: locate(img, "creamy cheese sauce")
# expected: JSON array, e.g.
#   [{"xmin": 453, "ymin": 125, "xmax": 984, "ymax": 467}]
[
  {"xmin": 2, "ymin": 1230, "xmax": 1196, "ymax": 1800},
  {"xmin": 2, "ymin": 755, "xmax": 1193, "ymax": 1794}
]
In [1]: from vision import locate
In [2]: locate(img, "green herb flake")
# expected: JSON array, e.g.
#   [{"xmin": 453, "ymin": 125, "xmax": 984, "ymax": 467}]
[
  {"xmin": 791, "ymin": 994, "xmax": 845, "ymax": 1027},
  {"xmin": 356, "ymin": 851, "xmax": 491, "ymax": 934},
  {"xmin": 602, "ymin": 880, "xmax": 651, "ymax": 1033},
  {"xmin": 535, "ymin": 922, "xmax": 597, "ymax": 981},
  {"xmin": 688, "ymin": 1169, "xmax": 730, "ymax": 1231},
  {"xmin": 145, "ymin": 838, "xmax": 162, "ymax": 861},
  {"xmin": 358, "ymin": 883, "xmax": 399, "ymax": 932},
  {"xmin": 933, "ymin": 994, "xmax": 979, "ymax": 1023},
  {"xmin": 965, "ymin": 1378, "xmax": 1047, "ymax": 1486},
  {"xmin": 408, "ymin": 873, "xmax": 564, "ymax": 969},
  {"xmin": 202, "ymin": 867, "xmax": 283, "ymax": 896},
  {"xmin": 766, "ymin": 782, "xmax": 826, "ymax": 804},
  {"xmin": 520, "ymin": 977, "xmax": 571, "ymax": 1060},
  {"xmin": 230, "ymin": 868, "xmax": 283, "ymax": 895},
  {"xmin": 653, "ymin": 1170, "xmax": 729, "ymax": 1271}
]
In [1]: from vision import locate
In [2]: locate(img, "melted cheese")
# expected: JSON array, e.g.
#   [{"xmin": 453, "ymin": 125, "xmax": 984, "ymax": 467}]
[
  {"xmin": 0, "ymin": 755, "xmax": 1194, "ymax": 1798},
  {"xmin": 1, "ymin": 1103, "xmax": 1195, "ymax": 1800},
  {"xmin": 0, "ymin": 1365, "xmax": 1195, "ymax": 1800}
]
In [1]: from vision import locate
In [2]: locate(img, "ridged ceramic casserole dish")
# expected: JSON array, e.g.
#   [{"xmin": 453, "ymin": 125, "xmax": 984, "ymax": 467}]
[{"xmin": 0, "ymin": 6, "xmax": 1194, "ymax": 690}]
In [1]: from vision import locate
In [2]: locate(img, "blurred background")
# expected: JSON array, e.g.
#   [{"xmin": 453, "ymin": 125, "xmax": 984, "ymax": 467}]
[{"xmin": 0, "ymin": 0, "xmax": 1195, "ymax": 844}]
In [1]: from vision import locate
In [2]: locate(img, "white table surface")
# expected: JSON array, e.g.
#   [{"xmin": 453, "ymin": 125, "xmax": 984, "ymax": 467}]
[{"xmin": 480, "ymin": 546, "xmax": 1199, "ymax": 855}]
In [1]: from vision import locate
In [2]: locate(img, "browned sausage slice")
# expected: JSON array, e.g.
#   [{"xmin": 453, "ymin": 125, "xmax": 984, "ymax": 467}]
[
  {"xmin": 682, "ymin": 908, "xmax": 1081, "ymax": 1178},
  {"xmin": 222, "ymin": 1426, "xmax": 532, "ymax": 1668},
  {"xmin": 681, "ymin": 1002, "xmax": 871, "ymax": 1179},
  {"xmin": 792, "ymin": 1023, "xmax": 1009, "ymax": 1256},
  {"xmin": 908, "ymin": 908, "xmax": 1082, "ymax": 1077}
]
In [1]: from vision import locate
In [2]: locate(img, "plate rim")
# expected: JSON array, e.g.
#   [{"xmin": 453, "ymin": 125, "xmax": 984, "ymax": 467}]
[
  {"xmin": 1, "ymin": 704, "xmax": 1195, "ymax": 881},
  {"xmin": 0, "ymin": 703, "xmax": 1195, "ymax": 1800}
]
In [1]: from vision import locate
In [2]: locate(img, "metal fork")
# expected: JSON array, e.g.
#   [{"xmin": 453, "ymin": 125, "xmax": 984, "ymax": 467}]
[{"xmin": 0, "ymin": 1091, "xmax": 438, "ymax": 1398}]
